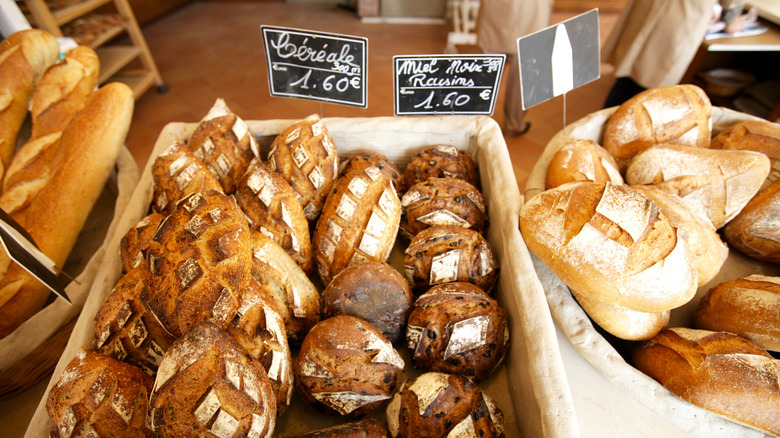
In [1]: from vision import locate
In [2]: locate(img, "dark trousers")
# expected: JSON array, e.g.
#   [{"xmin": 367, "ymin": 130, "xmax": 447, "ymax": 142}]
[{"xmin": 603, "ymin": 77, "xmax": 647, "ymax": 109}]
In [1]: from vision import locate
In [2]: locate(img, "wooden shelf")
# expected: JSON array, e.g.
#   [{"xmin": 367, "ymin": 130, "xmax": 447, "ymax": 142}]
[{"xmin": 49, "ymin": 0, "xmax": 112, "ymax": 25}]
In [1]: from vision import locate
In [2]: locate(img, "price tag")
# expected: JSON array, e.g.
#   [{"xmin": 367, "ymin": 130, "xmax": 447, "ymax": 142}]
[
  {"xmin": 261, "ymin": 25, "xmax": 368, "ymax": 108},
  {"xmin": 393, "ymin": 54, "xmax": 506, "ymax": 116}
]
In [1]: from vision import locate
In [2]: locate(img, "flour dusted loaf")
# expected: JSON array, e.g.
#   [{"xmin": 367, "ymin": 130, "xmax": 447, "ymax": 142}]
[
  {"xmin": 711, "ymin": 119, "xmax": 780, "ymax": 186},
  {"xmin": 119, "ymin": 212, "xmax": 166, "ymax": 273},
  {"xmin": 571, "ymin": 289, "xmax": 669, "ymax": 341},
  {"xmin": 545, "ymin": 139, "xmax": 623, "ymax": 189},
  {"xmin": 386, "ymin": 371, "xmax": 504, "ymax": 438},
  {"xmin": 403, "ymin": 145, "xmax": 480, "ymax": 190},
  {"xmin": 403, "ymin": 225, "xmax": 499, "ymax": 295},
  {"xmin": 235, "ymin": 158, "xmax": 313, "ymax": 275},
  {"xmin": 400, "ymin": 177, "xmax": 487, "ymax": 240},
  {"xmin": 520, "ymin": 182, "xmax": 697, "ymax": 313},
  {"xmin": 313, "ymin": 166, "xmax": 401, "ymax": 285},
  {"xmin": 603, "ymin": 84, "xmax": 712, "ymax": 170},
  {"xmin": 406, "ymin": 282, "xmax": 508, "ymax": 381},
  {"xmin": 150, "ymin": 321, "xmax": 276, "ymax": 437},
  {"xmin": 46, "ymin": 348, "xmax": 154, "ymax": 438},
  {"xmin": 294, "ymin": 315, "xmax": 404, "ymax": 418},
  {"xmin": 151, "ymin": 139, "xmax": 223, "ymax": 215},
  {"xmin": 267, "ymin": 114, "xmax": 339, "ymax": 221},
  {"xmin": 187, "ymin": 98, "xmax": 259, "ymax": 193},
  {"xmin": 340, "ymin": 150, "xmax": 404, "ymax": 194},
  {"xmin": 284, "ymin": 418, "xmax": 387, "ymax": 438},
  {"xmin": 723, "ymin": 177, "xmax": 780, "ymax": 263},
  {"xmin": 632, "ymin": 328, "xmax": 780, "ymax": 436},
  {"xmin": 694, "ymin": 275, "xmax": 780, "ymax": 352},
  {"xmin": 321, "ymin": 261, "xmax": 413, "ymax": 344}
]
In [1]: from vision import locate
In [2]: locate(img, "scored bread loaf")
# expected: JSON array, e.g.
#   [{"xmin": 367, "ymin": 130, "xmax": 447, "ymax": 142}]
[
  {"xmin": 340, "ymin": 150, "xmax": 405, "ymax": 194},
  {"xmin": 400, "ymin": 177, "xmax": 487, "ymax": 240},
  {"xmin": 119, "ymin": 212, "xmax": 166, "ymax": 273},
  {"xmin": 723, "ymin": 177, "xmax": 780, "ymax": 263},
  {"xmin": 545, "ymin": 139, "xmax": 623, "ymax": 189},
  {"xmin": 711, "ymin": 119, "xmax": 780, "ymax": 187},
  {"xmin": 571, "ymin": 289, "xmax": 669, "ymax": 341},
  {"xmin": 403, "ymin": 145, "xmax": 480, "ymax": 190}
]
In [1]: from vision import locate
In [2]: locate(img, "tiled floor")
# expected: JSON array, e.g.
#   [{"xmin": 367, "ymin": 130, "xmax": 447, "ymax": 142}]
[{"xmin": 127, "ymin": 0, "xmax": 621, "ymax": 192}]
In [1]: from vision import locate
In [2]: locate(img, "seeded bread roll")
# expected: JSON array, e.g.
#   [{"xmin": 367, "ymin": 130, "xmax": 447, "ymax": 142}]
[
  {"xmin": 151, "ymin": 139, "xmax": 223, "ymax": 215},
  {"xmin": 723, "ymin": 177, "xmax": 780, "ymax": 263},
  {"xmin": 284, "ymin": 418, "xmax": 388, "ymax": 438},
  {"xmin": 386, "ymin": 372, "xmax": 504, "ymax": 438},
  {"xmin": 340, "ymin": 150, "xmax": 404, "ymax": 194},
  {"xmin": 710, "ymin": 119, "xmax": 780, "ymax": 187},
  {"xmin": 150, "ymin": 321, "xmax": 276, "ymax": 438},
  {"xmin": 187, "ymin": 98, "xmax": 259, "ymax": 193},
  {"xmin": 267, "ymin": 114, "xmax": 339, "ymax": 221},
  {"xmin": 400, "ymin": 177, "xmax": 487, "ymax": 240},
  {"xmin": 625, "ymin": 143, "xmax": 770, "ymax": 229},
  {"xmin": 406, "ymin": 282, "xmax": 509, "ymax": 381},
  {"xmin": 46, "ymin": 348, "xmax": 154, "ymax": 438},
  {"xmin": 321, "ymin": 261, "xmax": 413, "ymax": 344},
  {"xmin": 403, "ymin": 145, "xmax": 480, "ymax": 190},
  {"xmin": 545, "ymin": 139, "xmax": 623, "ymax": 189},
  {"xmin": 571, "ymin": 289, "xmax": 669, "ymax": 341},
  {"xmin": 694, "ymin": 275, "xmax": 780, "ymax": 352},
  {"xmin": 520, "ymin": 182, "xmax": 697, "ymax": 313},
  {"xmin": 403, "ymin": 225, "xmax": 499, "ymax": 295},
  {"xmin": 603, "ymin": 84, "xmax": 712, "ymax": 171},
  {"xmin": 632, "ymin": 328, "xmax": 780, "ymax": 437},
  {"xmin": 119, "ymin": 212, "xmax": 166, "ymax": 273},
  {"xmin": 235, "ymin": 158, "xmax": 313, "ymax": 275},
  {"xmin": 294, "ymin": 315, "xmax": 405, "ymax": 418},
  {"xmin": 313, "ymin": 166, "xmax": 401, "ymax": 286}
]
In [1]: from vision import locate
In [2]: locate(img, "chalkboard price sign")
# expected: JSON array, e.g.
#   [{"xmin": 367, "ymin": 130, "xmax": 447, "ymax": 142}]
[
  {"xmin": 393, "ymin": 54, "xmax": 505, "ymax": 116},
  {"xmin": 261, "ymin": 25, "xmax": 368, "ymax": 107}
]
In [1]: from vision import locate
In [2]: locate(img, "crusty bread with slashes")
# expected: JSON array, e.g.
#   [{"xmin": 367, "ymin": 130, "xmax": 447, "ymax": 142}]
[
  {"xmin": 151, "ymin": 139, "xmax": 223, "ymax": 215},
  {"xmin": 545, "ymin": 139, "xmax": 623, "ymax": 189},
  {"xmin": 723, "ymin": 177, "xmax": 780, "ymax": 263}
]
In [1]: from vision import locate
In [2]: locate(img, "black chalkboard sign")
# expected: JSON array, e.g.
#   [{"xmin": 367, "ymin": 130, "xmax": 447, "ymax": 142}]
[
  {"xmin": 393, "ymin": 54, "xmax": 505, "ymax": 116},
  {"xmin": 261, "ymin": 25, "xmax": 368, "ymax": 107}
]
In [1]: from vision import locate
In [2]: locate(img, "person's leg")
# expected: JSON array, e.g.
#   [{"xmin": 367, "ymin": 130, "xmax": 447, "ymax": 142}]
[
  {"xmin": 504, "ymin": 53, "xmax": 529, "ymax": 136},
  {"xmin": 603, "ymin": 77, "xmax": 647, "ymax": 108}
]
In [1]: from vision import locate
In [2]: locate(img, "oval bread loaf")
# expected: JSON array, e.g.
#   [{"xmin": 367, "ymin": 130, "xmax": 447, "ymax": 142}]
[
  {"xmin": 545, "ymin": 139, "xmax": 623, "ymax": 189},
  {"xmin": 340, "ymin": 150, "xmax": 404, "ymax": 194},
  {"xmin": 119, "ymin": 212, "xmax": 166, "ymax": 273},
  {"xmin": 711, "ymin": 119, "xmax": 780, "ymax": 187},
  {"xmin": 151, "ymin": 139, "xmax": 223, "ymax": 215},
  {"xmin": 400, "ymin": 177, "xmax": 487, "ymax": 240},
  {"xmin": 723, "ymin": 177, "xmax": 780, "ymax": 263},
  {"xmin": 571, "ymin": 289, "xmax": 669, "ymax": 341},
  {"xmin": 403, "ymin": 145, "xmax": 480, "ymax": 190}
]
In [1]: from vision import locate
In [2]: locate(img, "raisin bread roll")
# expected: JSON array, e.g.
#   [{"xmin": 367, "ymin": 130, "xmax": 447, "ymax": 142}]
[
  {"xmin": 603, "ymin": 84, "xmax": 712, "ymax": 171},
  {"xmin": 119, "ymin": 212, "xmax": 165, "ymax": 273},
  {"xmin": 284, "ymin": 418, "xmax": 388, "ymax": 438},
  {"xmin": 723, "ymin": 177, "xmax": 780, "ymax": 263},
  {"xmin": 403, "ymin": 225, "xmax": 499, "ymax": 295},
  {"xmin": 46, "ymin": 348, "xmax": 154, "ymax": 438},
  {"xmin": 400, "ymin": 177, "xmax": 487, "ymax": 240},
  {"xmin": 267, "ymin": 114, "xmax": 339, "ymax": 221},
  {"xmin": 93, "ymin": 266, "xmax": 175, "ymax": 375},
  {"xmin": 187, "ymin": 98, "xmax": 259, "ymax": 193},
  {"xmin": 143, "ymin": 190, "xmax": 252, "ymax": 338},
  {"xmin": 520, "ymin": 182, "xmax": 697, "ymax": 313},
  {"xmin": 340, "ymin": 150, "xmax": 404, "ymax": 194},
  {"xmin": 632, "ymin": 328, "xmax": 780, "ymax": 437},
  {"xmin": 403, "ymin": 145, "xmax": 480, "ymax": 190},
  {"xmin": 711, "ymin": 120, "xmax": 780, "ymax": 187},
  {"xmin": 235, "ymin": 158, "xmax": 313, "ymax": 275},
  {"xmin": 151, "ymin": 139, "xmax": 223, "ymax": 215},
  {"xmin": 571, "ymin": 289, "xmax": 669, "ymax": 341},
  {"xmin": 321, "ymin": 261, "xmax": 413, "ymax": 344},
  {"xmin": 694, "ymin": 275, "xmax": 780, "ymax": 352},
  {"xmin": 386, "ymin": 372, "xmax": 504, "ymax": 438},
  {"xmin": 545, "ymin": 139, "xmax": 623, "ymax": 189},
  {"xmin": 294, "ymin": 315, "xmax": 404, "ymax": 418},
  {"xmin": 150, "ymin": 321, "xmax": 276, "ymax": 438},
  {"xmin": 313, "ymin": 166, "xmax": 401, "ymax": 286},
  {"xmin": 406, "ymin": 282, "xmax": 509, "ymax": 380}
]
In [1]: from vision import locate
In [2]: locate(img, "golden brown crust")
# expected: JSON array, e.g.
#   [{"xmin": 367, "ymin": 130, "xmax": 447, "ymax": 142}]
[
  {"xmin": 340, "ymin": 150, "xmax": 404, "ymax": 194},
  {"xmin": 403, "ymin": 145, "xmax": 480, "ymax": 190},
  {"xmin": 545, "ymin": 139, "xmax": 623, "ymax": 189},
  {"xmin": 119, "ymin": 212, "xmax": 166, "ymax": 273},
  {"xmin": 723, "ymin": 177, "xmax": 780, "ymax": 263},
  {"xmin": 151, "ymin": 139, "xmax": 224, "ymax": 215},
  {"xmin": 711, "ymin": 119, "xmax": 780, "ymax": 186},
  {"xmin": 400, "ymin": 177, "xmax": 487, "ymax": 240},
  {"xmin": 571, "ymin": 289, "xmax": 669, "ymax": 341},
  {"xmin": 285, "ymin": 418, "xmax": 388, "ymax": 438}
]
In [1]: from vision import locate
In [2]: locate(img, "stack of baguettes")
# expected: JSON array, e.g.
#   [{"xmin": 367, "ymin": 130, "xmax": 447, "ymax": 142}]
[
  {"xmin": 0, "ymin": 29, "xmax": 133, "ymax": 339},
  {"xmin": 520, "ymin": 84, "xmax": 780, "ymax": 436}
]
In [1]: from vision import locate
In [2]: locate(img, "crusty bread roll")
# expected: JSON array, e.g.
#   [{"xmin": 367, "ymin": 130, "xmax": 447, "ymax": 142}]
[
  {"xmin": 520, "ymin": 182, "xmax": 697, "ymax": 313},
  {"xmin": 119, "ymin": 212, "xmax": 166, "ymax": 273},
  {"xmin": 0, "ymin": 82, "xmax": 133, "ymax": 338},
  {"xmin": 403, "ymin": 145, "xmax": 480, "ymax": 190},
  {"xmin": 400, "ymin": 177, "xmax": 487, "ymax": 240},
  {"xmin": 631, "ymin": 184, "xmax": 728, "ymax": 286},
  {"xmin": 632, "ymin": 328, "xmax": 780, "ymax": 437},
  {"xmin": 625, "ymin": 143, "xmax": 770, "ymax": 229},
  {"xmin": 571, "ymin": 289, "xmax": 669, "ymax": 341},
  {"xmin": 694, "ymin": 275, "xmax": 780, "ymax": 352},
  {"xmin": 150, "ymin": 139, "xmax": 223, "ymax": 215},
  {"xmin": 723, "ymin": 177, "xmax": 780, "ymax": 263},
  {"xmin": 340, "ymin": 150, "xmax": 404, "ymax": 194},
  {"xmin": 545, "ymin": 139, "xmax": 623, "ymax": 189},
  {"xmin": 603, "ymin": 84, "xmax": 712, "ymax": 171},
  {"xmin": 711, "ymin": 119, "xmax": 780, "ymax": 187},
  {"xmin": 0, "ymin": 29, "xmax": 59, "ymax": 181}
]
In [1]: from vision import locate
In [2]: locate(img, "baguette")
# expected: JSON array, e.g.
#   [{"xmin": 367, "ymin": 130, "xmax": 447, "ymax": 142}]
[{"xmin": 0, "ymin": 82, "xmax": 133, "ymax": 338}]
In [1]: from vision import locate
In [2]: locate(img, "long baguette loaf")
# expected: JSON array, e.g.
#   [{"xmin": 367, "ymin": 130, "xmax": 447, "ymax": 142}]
[
  {"xmin": 0, "ymin": 29, "xmax": 60, "ymax": 182},
  {"xmin": 0, "ymin": 82, "xmax": 133, "ymax": 338}
]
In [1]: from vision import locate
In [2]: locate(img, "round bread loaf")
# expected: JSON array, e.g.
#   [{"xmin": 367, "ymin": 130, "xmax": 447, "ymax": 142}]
[
  {"xmin": 571, "ymin": 289, "xmax": 669, "ymax": 341},
  {"xmin": 406, "ymin": 282, "xmax": 509, "ymax": 380},
  {"xmin": 694, "ymin": 275, "xmax": 780, "ymax": 352},
  {"xmin": 313, "ymin": 166, "xmax": 401, "ymax": 286},
  {"xmin": 711, "ymin": 119, "xmax": 780, "ymax": 187},
  {"xmin": 285, "ymin": 418, "xmax": 388, "ymax": 438},
  {"xmin": 188, "ymin": 98, "xmax": 259, "ymax": 193},
  {"xmin": 119, "ymin": 212, "xmax": 166, "ymax": 273},
  {"xmin": 385, "ymin": 371, "xmax": 504, "ymax": 438},
  {"xmin": 520, "ymin": 182, "xmax": 697, "ymax": 313},
  {"xmin": 267, "ymin": 114, "xmax": 339, "ymax": 221},
  {"xmin": 321, "ymin": 261, "xmax": 413, "ymax": 344},
  {"xmin": 236, "ymin": 158, "xmax": 313, "ymax": 275},
  {"xmin": 46, "ymin": 348, "xmax": 154, "ymax": 438},
  {"xmin": 723, "ymin": 177, "xmax": 780, "ymax": 263},
  {"xmin": 632, "ymin": 328, "xmax": 780, "ymax": 437},
  {"xmin": 150, "ymin": 321, "xmax": 276, "ymax": 437},
  {"xmin": 400, "ymin": 177, "xmax": 487, "ymax": 240},
  {"xmin": 93, "ymin": 266, "xmax": 175, "ymax": 375},
  {"xmin": 151, "ymin": 139, "xmax": 223, "ymax": 215},
  {"xmin": 403, "ymin": 145, "xmax": 480, "ymax": 190},
  {"xmin": 143, "ymin": 190, "xmax": 252, "ymax": 338},
  {"xmin": 294, "ymin": 315, "xmax": 404, "ymax": 418},
  {"xmin": 340, "ymin": 150, "xmax": 404, "ymax": 194},
  {"xmin": 545, "ymin": 139, "xmax": 623, "ymax": 189},
  {"xmin": 403, "ymin": 225, "xmax": 499, "ymax": 295}
]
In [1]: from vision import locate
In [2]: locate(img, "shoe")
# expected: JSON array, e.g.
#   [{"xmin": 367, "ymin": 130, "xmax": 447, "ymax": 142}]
[{"xmin": 505, "ymin": 122, "xmax": 531, "ymax": 137}]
